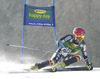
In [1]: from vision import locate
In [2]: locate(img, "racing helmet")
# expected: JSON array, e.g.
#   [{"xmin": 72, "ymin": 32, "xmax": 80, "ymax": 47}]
[{"xmin": 73, "ymin": 27, "xmax": 85, "ymax": 40}]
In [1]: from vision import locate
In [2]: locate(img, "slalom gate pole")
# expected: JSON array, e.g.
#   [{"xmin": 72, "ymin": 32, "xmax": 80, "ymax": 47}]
[
  {"xmin": 53, "ymin": 0, "xmax": 57, "ymax": 52},
  {"xmin": 21, "ymin": 0, "xmax": 26, "ymax": 63}
]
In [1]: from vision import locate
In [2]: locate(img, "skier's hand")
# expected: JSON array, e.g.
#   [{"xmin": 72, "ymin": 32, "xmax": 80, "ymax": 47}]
[
  {"xmin": 61, "ymin": 48, "xmax": 68, "ymax": 57},
  {"xmin": 87, "ymin": 63, "xmax": 93, "ymax": 70}
]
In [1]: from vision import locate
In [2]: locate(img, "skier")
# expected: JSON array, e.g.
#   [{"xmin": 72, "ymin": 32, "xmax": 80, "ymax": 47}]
[{"xmin": 30, "ymin": 27, "xmax": 93, "ymax": 71}]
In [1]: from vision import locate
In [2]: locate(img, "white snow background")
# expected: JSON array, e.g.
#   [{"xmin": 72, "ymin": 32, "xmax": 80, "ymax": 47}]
[{"xmin": 0, "ymin": 61, "xmax": 100, "ymax": 79}]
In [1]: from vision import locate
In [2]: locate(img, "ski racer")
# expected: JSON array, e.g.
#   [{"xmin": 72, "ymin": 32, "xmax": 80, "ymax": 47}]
[{"xmin": 30, "ymin": 27, "xmax": 93, "ymax": 71}]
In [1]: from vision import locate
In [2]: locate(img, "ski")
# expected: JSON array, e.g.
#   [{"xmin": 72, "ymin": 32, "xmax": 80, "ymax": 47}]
[
  {"xmin": 44, "ymin": 66, "xmax": 93, "ymax": 72},
  {"xmin": 9, "ymin": 66, "xmax": 93, "ymax": 73}
]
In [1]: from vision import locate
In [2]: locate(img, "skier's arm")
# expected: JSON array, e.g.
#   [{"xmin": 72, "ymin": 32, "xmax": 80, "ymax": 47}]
[
  {"xmin": 81, "ymin": 44, "xmax": 93, "ymax": 70},
  {"xmin": 57, "ymin": 34, "xmax": 72, "ymax": 48},
  {"xmin": 59, "ymin": 34, "xmax": 72, "ymax": 41},
  {"xmin": 81, "ymin": 44, "xmax": 90, "ymax": 65}
]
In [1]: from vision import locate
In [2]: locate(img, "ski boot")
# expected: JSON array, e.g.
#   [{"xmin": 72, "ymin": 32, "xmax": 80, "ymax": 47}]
[
  {"xmin": 30, "ymin": 63, "xmax": 39, "ymax": 70},
  {"xmin": 55, "ymin": 62, "xmax": 66, "ymax": 68},
  {"xmin": 24, "ymin": 63, "xmax": 40, "ymax": 72},
  {"xmin": 45, "ymin": 62, "xmax": 66, "ymax": 72}
]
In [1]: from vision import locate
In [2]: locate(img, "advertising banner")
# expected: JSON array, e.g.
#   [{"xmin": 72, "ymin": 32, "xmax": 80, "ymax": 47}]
[{"xmin": 24, "ymin": 4, "xmax": 55, "ymax": 27}]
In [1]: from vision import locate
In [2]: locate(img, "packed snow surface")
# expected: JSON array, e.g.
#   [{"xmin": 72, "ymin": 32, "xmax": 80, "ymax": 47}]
[{"xmin": 0, "ymin": 62, "xmax": 100, "ymax": 79}]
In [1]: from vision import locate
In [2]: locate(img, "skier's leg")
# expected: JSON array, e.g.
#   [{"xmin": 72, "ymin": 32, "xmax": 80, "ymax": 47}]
[
  {"xmin": 31, "ymin": 60, "xmax": 55, "ymax": 70},
  {"xmin": 64, "ymin": 55, "xmax": 81, "ymax": 66},
  {"xmin": 31, "ymin": 48, "xmax": 62, "ymax": 70},
  {"xmin": 55, "ymin": 55, "xmax": 81, "ymax": 67}
]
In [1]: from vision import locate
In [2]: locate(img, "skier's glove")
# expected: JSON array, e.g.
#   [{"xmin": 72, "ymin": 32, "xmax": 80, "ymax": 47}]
[
  {"xmin": 87, "ymin": 63, "xmax": 93, "ymax": 70},
  {"xmin": 61, "ymin": 48, "xmax": 68, "ymax": 57}
]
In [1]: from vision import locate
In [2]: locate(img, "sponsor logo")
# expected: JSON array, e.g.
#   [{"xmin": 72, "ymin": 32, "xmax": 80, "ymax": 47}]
[
  {"xmin": 65, "ymin": 36, "xmax": 71, "ymax": 41},
  {"xmin": 67, "ymin": 43, "xmax": 77, "ymax": 49},
  {"xmin": 34, "ymin": 9, "xmax": 46, "ymax": 14}
]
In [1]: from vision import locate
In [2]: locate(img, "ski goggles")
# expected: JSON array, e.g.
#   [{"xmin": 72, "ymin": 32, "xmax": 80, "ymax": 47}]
[{"xmin": 76, "ymin": 35, "xmax": 85, "ymax": 39}]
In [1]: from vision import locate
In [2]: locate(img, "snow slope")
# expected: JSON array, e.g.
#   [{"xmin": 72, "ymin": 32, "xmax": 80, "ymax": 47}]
[{"xmin": 0, "ymin": 62, "xmax": 100, "ymax": 79}]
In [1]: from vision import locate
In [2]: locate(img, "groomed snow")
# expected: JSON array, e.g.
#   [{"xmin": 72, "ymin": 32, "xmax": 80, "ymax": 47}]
[{"xmin": 0, "ymin": 62, "xmax": 100, "ymax": 79}]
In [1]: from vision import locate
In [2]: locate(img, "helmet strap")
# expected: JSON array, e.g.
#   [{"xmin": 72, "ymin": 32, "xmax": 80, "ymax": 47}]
[{"xmin": 73, "ymin": 33, "xmax": 77, "ymax": 40}]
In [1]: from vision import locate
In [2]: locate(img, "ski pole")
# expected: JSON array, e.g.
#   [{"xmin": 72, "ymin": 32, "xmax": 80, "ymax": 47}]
[{"xmin": 6, "ymin": 44, "xmax": 54, "ymax": 53}]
